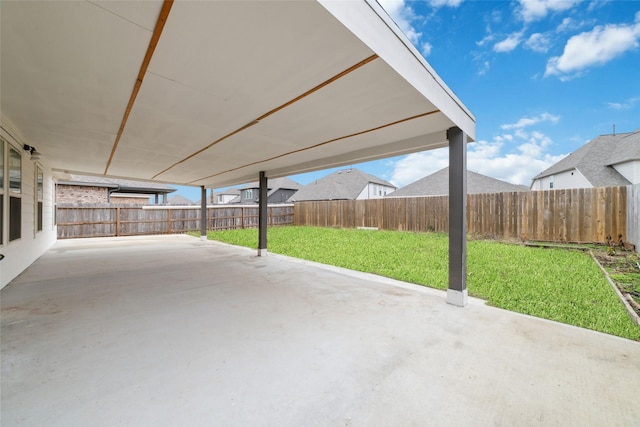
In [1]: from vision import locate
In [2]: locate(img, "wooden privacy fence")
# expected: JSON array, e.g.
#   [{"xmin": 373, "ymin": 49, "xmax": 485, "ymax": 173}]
[
  {"xmin": 294, "ymin": 187, "xmax": 628, "ymax": 244},
  {"xmin": 627, "ymin": 184, "xmax": 640, "ymax": 250},
  {"xmin": 57, "ymin": 204, "xmax": 294, "ymax": 239}
]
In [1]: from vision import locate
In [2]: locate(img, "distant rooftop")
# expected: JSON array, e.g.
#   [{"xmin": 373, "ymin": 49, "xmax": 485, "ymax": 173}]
[
  {"xmin": 290, "ymin": 168, "xmax": 396, "ymax": 201},
  {"xmin": 388, "ymin": 167, "xmax": 529, "ymax": 197},
  {"xmin": 533, "ymin": 130, "xmax": 640, "ymax": 187},
  {"xmin": 55, "ymin": 173, "xmax": 176, "ymax": 193}
]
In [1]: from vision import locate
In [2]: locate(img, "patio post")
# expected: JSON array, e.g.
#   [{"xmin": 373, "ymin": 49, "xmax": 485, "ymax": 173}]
[
  {"xmin": 200, "ymin": 185, "xmax": 207, "ymax": 241},
  {"xmin": 258, "ymin": 171, "xmax": 268, "ymax": 256},
  {"xmin": 447, "ymin": 126, "xmax": 468, "ymax": 306}
]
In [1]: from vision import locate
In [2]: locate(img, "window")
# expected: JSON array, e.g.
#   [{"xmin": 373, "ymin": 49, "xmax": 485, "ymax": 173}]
[
  {"xmin": 36, "ymin": 167, "xmax": 43, "ymax": 232},
  {"xmin": 243, "ymin": 189, "xmax": 253, "ymax": 200},
  {"xmin": 9, "ymin": 145, "xmax": 21, "ymax": 241},
  {"xmin": 549, "ymin": 175, "xmax": 554, "ymax": 189}
]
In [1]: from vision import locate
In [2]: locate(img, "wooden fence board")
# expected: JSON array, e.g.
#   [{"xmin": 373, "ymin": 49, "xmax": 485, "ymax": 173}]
[
  {"xmin": 293, "ymin": 187, "xmax": 628, "ymax": 244},
  {"xmin": 57, "ymin": 204, "xmax": 294, "ymax": 239},
  {"xmin": 627, "ymin": 184, "xmax": 640, "ymax": 249}
]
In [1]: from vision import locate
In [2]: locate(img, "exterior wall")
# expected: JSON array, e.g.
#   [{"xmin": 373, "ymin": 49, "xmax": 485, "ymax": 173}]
[
  {"xmin": 216, "ymin": 194, "xmax": 237, "ymax": 204},
  {"xmin": 268, "ymin": 189, "xmax": 297, "ymax": 204},
  {"xmin": 531, "ymin": 169, "xmax": 592, "ymax": 190},
  {"xmin": 613, "ymin": 160, "xmax": 640, "ymax": 185},
  {"xmin": 356, "ymin": 182, "xmax": 395, "ymax": 200},
  {"xmin": 110, "ymin": 194, "xmax": 151, "ymax": 205},
  {"xmin": 238, "ymin": 188, "xmax": 258, "ymax": 204},
  {"xmin": 57, "ymin": 185, "xmax": 109, "ymax": 204},
  {"xmin": 1, "ymin": 119, "xmax": 57, "ymax": 289}
]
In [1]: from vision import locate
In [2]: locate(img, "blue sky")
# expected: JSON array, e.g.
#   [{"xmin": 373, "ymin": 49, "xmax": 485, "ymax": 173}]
[{"xmin": 174, "ymin": 0, "xmax": 640, "ymax": 201}]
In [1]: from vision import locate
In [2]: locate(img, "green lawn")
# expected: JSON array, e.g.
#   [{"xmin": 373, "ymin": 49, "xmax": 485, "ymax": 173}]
[{"xmin": 203, "ymin": 226, "xmax": 640, "ymax": 341}]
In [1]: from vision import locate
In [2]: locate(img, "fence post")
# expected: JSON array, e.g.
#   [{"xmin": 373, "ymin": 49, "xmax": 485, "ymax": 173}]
[{"xmin": 116, "ymin": 207, "xmax": 121, "ymax": 237}]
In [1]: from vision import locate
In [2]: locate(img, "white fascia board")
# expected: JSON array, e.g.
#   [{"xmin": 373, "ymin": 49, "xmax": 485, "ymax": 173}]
[{"xmin": 318, "ymin": 0, "xmax": 476, "ymax": 141}]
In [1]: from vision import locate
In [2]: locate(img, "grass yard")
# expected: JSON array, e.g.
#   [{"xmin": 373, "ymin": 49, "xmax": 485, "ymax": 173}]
[{"xmin": 203, "ymin": 226, "xmax": 640, "ymax": 341}]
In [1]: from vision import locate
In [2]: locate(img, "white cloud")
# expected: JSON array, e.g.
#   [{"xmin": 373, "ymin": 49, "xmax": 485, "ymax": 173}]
[
  {"xmin": 389, "ymin": 129, "xmax": 566, "ymax": 187},
  {"xmin": 421, "ymin": 41, "xmax": 433, "ymax": 57},
  {"xmin": 429, "ymin": 0, "xmax": 464, "ymax": 7},
  {"xmin": 493, "ymin": 31, "xmax": 524, "ymax": 52},
  {"xmin": 477, "ymin": 60, "xmax": 491, "ymax": 76},
  {"xmin": 545, "ymin": 17, "xmax": 640, "ymax": 77},
  {"xmin": 517, "ymin": 0, "xmax": 582, "ymax": 23},
  {"xmin": 377, "ymin": 0, "xmax": 422, "ymax": 44},
  {"xmin": 525, "ymin": 32, "xmax": 552, "ymax": 52},
  {"xmin": 476, "ymin": 34, "xmax": 495, "ymax": 47},
  {"xmin": 606, "ymin": 96, "xmax": 640, "ymax": 110},
  {"xmin": 501, "ymin": 112, "xmax": 560, "ymax": 130},
  {"xmin": 378, "ymin": 0, "xmax": 463, "ymax": 46}
]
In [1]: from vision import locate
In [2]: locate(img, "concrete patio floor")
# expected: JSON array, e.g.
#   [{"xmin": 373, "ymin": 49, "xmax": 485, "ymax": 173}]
[{"xmin": 2, "ymin": 234, "xmax": 639, "ymax": 426}]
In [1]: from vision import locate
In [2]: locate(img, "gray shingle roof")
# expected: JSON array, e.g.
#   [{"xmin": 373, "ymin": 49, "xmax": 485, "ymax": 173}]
[
  {"xmin": 240, "ymin": 177, "xmax": 301, "ymax": 197},
  {"xmin": 289, "ymin": 168, "xmax": 396, "ymax": 201},
  {"xmin": 387, "ymin": 167, "xmax": 529, "ymax": 197},
  {"xmin": 607, "ymin": 130, "xmax": 640, "ymax": 165},
  {"xmin": 167, "ymin": 195, "xmax": 195, "ymax": 205},
  {"xmin": 533, "ymin": 131, "xmax": 638, "ymax": 187},
  {"xmin": 216, "ymin": 188, "xmax": 241, "ymax": 197}
]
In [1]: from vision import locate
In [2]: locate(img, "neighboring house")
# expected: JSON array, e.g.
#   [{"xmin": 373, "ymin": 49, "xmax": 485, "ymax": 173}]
[
  {"xmin": 531, "ymin": 130, "xmax": 640, "ymax": 190},
  {"xmin": 230, "ymin": 177, "xmax": 301, "ymax": 204},
  {"xmin": 55, "ymin": 173, "xmax": 175, "ymax": 205},
  {"xmin": 387, "ymin": 167, "xmax": 528, "ymax": 197},
  {"xmin": 167, "ymin": 195, "xmax": 195, "ymax": 205},
  {"xmin": 213, "ymin": 188, "xmax": 241, "ymax": 204},
  {"xmin": 289, "ymin": 168, "xmax": 396, "ymax": 201}
]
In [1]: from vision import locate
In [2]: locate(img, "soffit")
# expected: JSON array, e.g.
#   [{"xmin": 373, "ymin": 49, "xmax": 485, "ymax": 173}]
[{"xmin": 1, "ymin": 0, "xmax": 475, "ymax": 188}]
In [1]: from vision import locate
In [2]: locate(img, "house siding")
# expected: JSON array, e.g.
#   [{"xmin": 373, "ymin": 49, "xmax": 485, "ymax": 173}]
[
  {"xmin": 613, "ymin": 160, "xmax": 640, "ymax": 185},
  {"xmin": 1, "ymin": 120, "xmax": 57, "ymax": 289},
  {"xmin": 268, "ymin": 189, "xmax": 297, "ymax": 204},
  {"xmin": 356, "ymin": 183, "xmax": 395, "ymax": 200},
  {"xmin": 532, "ymin": 169, "xmax": 591, "ymax": 190}
]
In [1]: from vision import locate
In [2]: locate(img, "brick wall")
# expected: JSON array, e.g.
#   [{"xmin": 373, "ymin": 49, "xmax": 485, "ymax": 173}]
[
  {"xmin": 110, "ymin": 195, "xmax": 151, "ymax": 205},
  {"xmin": 57, "ymin": 185, "xmax": 109, "ymax": 204}
]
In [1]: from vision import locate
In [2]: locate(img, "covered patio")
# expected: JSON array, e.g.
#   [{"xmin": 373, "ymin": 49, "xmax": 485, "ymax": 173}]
[
  {"xmin": 2, "ymin": 235, "xmax": 639, "ymax": 425},
  {"xmin": 1, "ymin": 0, "xmax": 472, "ymax": 303}
]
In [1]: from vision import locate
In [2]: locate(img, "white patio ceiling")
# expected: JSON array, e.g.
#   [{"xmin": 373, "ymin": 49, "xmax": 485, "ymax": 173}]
[{"xmin": 1, "ymin": 0, "xmax": 475, "ymax": 189}]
